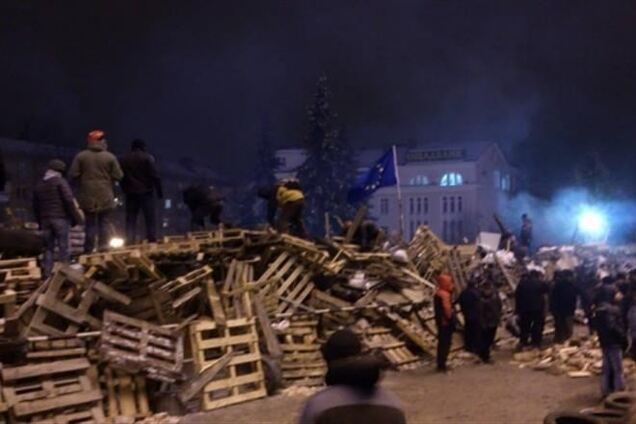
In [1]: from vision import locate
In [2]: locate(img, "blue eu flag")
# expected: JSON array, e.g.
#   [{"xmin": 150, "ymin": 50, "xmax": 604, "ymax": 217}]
[{"xmin": 347, "ymin": 148, "xmax": 397, "ymax": 203}]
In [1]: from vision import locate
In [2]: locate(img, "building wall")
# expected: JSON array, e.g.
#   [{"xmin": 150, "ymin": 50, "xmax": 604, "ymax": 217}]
[{"xmin": 275, "ymin": 143, "xmax": 517, "ymax": 244}]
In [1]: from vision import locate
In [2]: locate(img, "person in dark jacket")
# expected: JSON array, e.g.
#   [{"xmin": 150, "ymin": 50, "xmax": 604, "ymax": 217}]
[
  {"xmin": 434, "ymin": 273, "xmax": 456, "ymax": 372},
  {"xmin": 257, "ymin": 182, "xmax": 281, "ymax": 227},
  {"xmin": 478, "ymin": 279, "xmax": 502, "ymax": 363},
  {"xmin": 519, "ymin": 213, "xmax": 533, "ymax": 254},
  {"xmin": 550, "ymin": 269, "xmax": 578, "ymax": 343},
  {"xmin": 594, "ymin": 285, "xmax": 626, "ymax": 397},
  {"xmin": 119, "ymin": 139, "xmax": 163, "ymax": 243},
  {"xmin": 458, "ymin": 278, "xmax": 481, "ymax": 354},
  {"xmin": 33, "ymin": 160, "xmax": 84, "ymax": 276},
  {"xmin": 515, "ymin": 268, "xmax": 549, "ymax": 349},
  {"xmin": 183, "ymin": 184, "xmax": 223, "ymax": 231},
  {"xmin": 298, "ymin": 329, "xmax": 406, "ymax": 424},
  {"xmin": 69, "ymin": 130, "xmax": 123, "ymax": 252}
]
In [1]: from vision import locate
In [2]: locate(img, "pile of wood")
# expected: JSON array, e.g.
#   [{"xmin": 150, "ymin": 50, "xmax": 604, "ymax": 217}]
[
  {"xmin": 512, "ymin": 337, "xmax": 636, "ymax": 378},
  {"xmin": 0, "ymin": 225, "xmax": 492, "ymax": 421}
]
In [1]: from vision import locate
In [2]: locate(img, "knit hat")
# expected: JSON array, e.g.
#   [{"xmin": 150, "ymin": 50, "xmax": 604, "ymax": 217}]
[
  {"xmin": 48, "ymin": 159, "xmax": 67, "ymax": 173},
  {"xmin": 321, "ymin": 329, "xmax": 362, "ymax": 363},
  {"xmin": 87, "ymin": 129, "xmax": 106, "ymax": 146}
]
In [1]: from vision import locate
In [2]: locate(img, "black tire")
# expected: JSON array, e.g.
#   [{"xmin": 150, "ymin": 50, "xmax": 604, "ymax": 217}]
[
  {"xmin": 543, "ymin": 411, "xmax": 603, "ymax": 424},
  {"xmin": 605, "ymin": 391, "xmax": 636, "ymax": 411},
  {"xmin": 261, "ymin": 355, "xmax": 283, "ymax": 395},
  {"xmin": 579, "ymin": 407, "xmax": 625, "ymax": 424}
]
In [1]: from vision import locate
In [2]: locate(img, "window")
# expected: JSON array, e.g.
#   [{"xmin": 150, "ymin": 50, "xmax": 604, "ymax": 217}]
[
  {"xmin": 164, "ymin": 199, "xmax": 172, "ymax": 209},
  {"xmin": 380, "ymin": 198, "xmax": 389, "ymax": 215},
  {"xmin": 442, "ymin": 197, "xmax": 448, "ymax": 213},
  {"xmin": 416, "ymin": 198, "xmax": 421, "ymax": 214},
  {"xmin": 501, "ymin": 174, "xmax": 511, "ymax": 191},
  {"xmin": 440, "ymin": 172, "xmax": 464, "ymax": 187},
  {"xmin": 450, "ymin": 196, "xmax": 455, "ymax": 213},
  {"xmin": 458, "ymin": 196, "xmax": 462, "ymax": 212},
  {"xmin": 493, "ymin": 170, "xmax": 501, "ymax": 189},
  {"xmin": 409, "ymin": 198, "xmax": 414, "ymax": 215},
  {"xmin": 424, "ymin": 197, "xmax": 429, "ymax": 214},
  {"xmin": 450, "ymin": 220, "xmax": 456, "ymax": 243},
  {"xmin": 443, "ymin": 220, "xmax": 448, "ymax": 242},
  {"xmin": 408, "ymin": 175, "xmax": 429, "ymax": 186},
  {"xmin": 458, "ymin": 220, "xmax": 463, "ymax": 241}
]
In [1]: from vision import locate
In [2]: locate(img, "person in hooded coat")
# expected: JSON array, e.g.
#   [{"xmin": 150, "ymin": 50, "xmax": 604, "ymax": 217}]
[
  {"xmin": 33, "ymin": 159, "xmax": 84, "ymax": 276},
  {"xmin": 434, "ymin": 273, "xmax": 456, "ymax": 372},
  {"xmin": 458, "ymin": 277, "xmax": 481, "ymax": 354},
  {"xmin": 550, "ymin": 269, "xmax": 578, "ymax": 343},
  {"xmin": 595, "ymin": 285, "xmax": 626, "ymax": 397},
  {"xmin": 515, "ymin": 269, "xmax": 549, "ymax": 348},
  {"xmin": 298, "ymin": 329, "xmax": 406, "ymax": 424},
  {"xmin": 478, "ymin": 279, "xmax": 502, "ymax": 363},
  {"xmin": 276, "ymin": 179, "xmax": 307, "ymax": 238},
  {"xmin": 69, "ymin": 130, "xmax": 123, "ymax": 252}
]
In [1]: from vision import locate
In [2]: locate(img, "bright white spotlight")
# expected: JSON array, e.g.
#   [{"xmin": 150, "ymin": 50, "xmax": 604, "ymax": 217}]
[
  {"xmin": 578, "ymin": 208, "xmax": 607, "ymax": 238},
  {"xmin": 109, "ymin": 237, "xmax": 125, "ymax": 249}
]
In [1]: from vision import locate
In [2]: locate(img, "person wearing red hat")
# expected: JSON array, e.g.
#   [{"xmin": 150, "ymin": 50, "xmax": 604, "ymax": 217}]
[
  {"xmin": 69, "ymin": 130, "xmax": 123, "ymax": 252},
  {"xmin": 434, "ymin": 272, "xmax": 456, "ymax": 372}
]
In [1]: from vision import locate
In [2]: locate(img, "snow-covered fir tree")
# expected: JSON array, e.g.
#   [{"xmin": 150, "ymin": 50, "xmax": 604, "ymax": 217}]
[{"xmin": 296, "ymin": 75, "xmax": 356, "ymax": 235}]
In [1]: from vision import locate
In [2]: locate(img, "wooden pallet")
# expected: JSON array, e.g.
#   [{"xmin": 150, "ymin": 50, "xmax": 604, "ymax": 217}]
[
  {"xmin": 25, "ymin": 266, "xmax": 130, "ymax": 337},
  {"xmin": 255, "ymin": 252, "xmax": 314, "ymax": 316},
  {"xmin": 100, "ymin": 311, "xmax": 184, "ymax": 383},
  {"xmin": 189, "ymin": 318, "xmax": 266, "ymax": 411},
  {"xmin": 0, "ymin": 258, "xmax": 41, "ymax": 283},
  {"xmin": 360, "ymin": 327, "xmax": 422, "ymax": 370},
  {"xmin": 278, "ymin": 319, "xmax": 326, "ymax": 386},
  {"xmin": 156, "ymin": 265, "xmax": 212, "ymax": 313},
  {"xmin": 26, "ymin": 338, "xmax": 88, "ymax": 363},
  {"xmin": 220, "ymin": 260, "xmax": 255, "ymax": 319},
  {"xmin": 1, "ymin": 357, "xmax": 104, "ymax": 423},
  {"xmin": 447, "ymin": 248, "xmax": 468, "ymax": 293},
  {"xmin": 102, "ymin": 367, "xmax": 150, "ymax": 422}
]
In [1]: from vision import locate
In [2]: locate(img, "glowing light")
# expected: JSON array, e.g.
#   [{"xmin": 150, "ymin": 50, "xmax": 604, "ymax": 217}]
[
  {"xmin": 109, "ymin": 237, "xmax": 125, "ymax": 249},
  {"xmin": 578, "ymin": 208, "xmax": 607, "ymax": 238}
]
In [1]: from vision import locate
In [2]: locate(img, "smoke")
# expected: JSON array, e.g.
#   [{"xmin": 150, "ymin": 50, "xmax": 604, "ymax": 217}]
[{"xmin": 499, "ymin": 188, "xmax": 636, "ymax": 246}]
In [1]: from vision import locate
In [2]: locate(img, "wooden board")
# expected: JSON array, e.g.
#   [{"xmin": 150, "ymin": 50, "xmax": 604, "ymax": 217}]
[
  {"xmin": 189, "ymin": 318, "xmax": 266, "ymax": 411},
  {"xmin": 100, "ymin": 311, "xmax": 184, "ymax": 383},
  {"xmin": 277, "ymin": 319, "xmax": 326, "ymax": 386},
  {"xmin": 102, "ymin": 367, "xmax": 150, "ymax": 421}
]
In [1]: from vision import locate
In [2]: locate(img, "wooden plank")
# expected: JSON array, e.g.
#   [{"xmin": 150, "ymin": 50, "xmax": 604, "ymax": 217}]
[
  {"xmin": 12, "ymin": 389, "xmax": 102, "ymax": 417},
  {"xmin": 178, "ymin": 351, "xmax": 234, "ymax": 403},
  {"xmin": 2, "ymin": 358, "xmax": 90, "ymax": 382},
  {"xmin": 252, "ymin": 295, "xmax": 282, "ymax": 359}
]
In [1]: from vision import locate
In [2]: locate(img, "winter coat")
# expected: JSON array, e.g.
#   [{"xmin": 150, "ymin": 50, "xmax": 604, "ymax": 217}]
[
  {"xmin": 119, "ymin": 149, "xmax": 163, "ymax": 196},
  {"xmin": 434, "ymin": 273, "xmax": 455, "ymax": 328},
  {"xmin": 595, "ymin": 302, "xmax": 627, "ymax": 349},
  {"xmin": 628, "ymin": 304, "xmax": 636, "ymax": 341},
  {"xmin": 69, "ymin": 142, "xmax": 123, "ymax": 212},
  {"xmin": 479, "ymin": 286, "xmax": 503, "ymax": 329},
  {"xmin": 33, "ymin": 171, "xmax": 83, "ymax": 226},
  {"xmin": 515, "ymin": 275, "xmax": 549, "ymax": 315},
  {"xmin": 276, "ymin": 185, "xmax": 304, "ymax": 205},
  {"xmin": 183, "ymin": 185, "xmax": 222, "ymax": 211},
  {"xmin": 458, "ymin": 285, "xmax": 481, "ymax": 322},
  {"xmin": 550, "ymin": 278, "xmax": 578, "ymax": 317}
]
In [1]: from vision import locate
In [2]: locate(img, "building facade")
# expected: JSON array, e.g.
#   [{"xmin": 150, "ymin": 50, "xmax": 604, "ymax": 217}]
[{"xmin": 275, "ymin": 143, "xmax": 516, "ymax": 243}]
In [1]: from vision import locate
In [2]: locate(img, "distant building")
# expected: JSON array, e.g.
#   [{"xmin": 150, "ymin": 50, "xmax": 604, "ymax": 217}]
[
  {"xmin": 0, "ymin": 137, "xmax": 225, "ymax": 236},
  {"xmin": 275, "ymin": 142, "xmax": 517, "ymax": 243}
]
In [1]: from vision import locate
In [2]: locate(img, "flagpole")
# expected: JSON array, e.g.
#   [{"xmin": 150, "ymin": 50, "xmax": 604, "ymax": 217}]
[{"xmin": 392, "ymin": 145, "xmax": 405, "ymax": 240}]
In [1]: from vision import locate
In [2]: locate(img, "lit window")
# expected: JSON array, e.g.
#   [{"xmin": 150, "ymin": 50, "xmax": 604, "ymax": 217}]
[
  {"xmin": 165, "ymin": 199, "xmax": 172, "ymax": 209},
  {"xmin": 501, "ymin": 174, "xmax": 511, "ymax": 191},
  {"xmin": 408, "ymin": 175, "xmax": 429, "ymax": 186},
  {"xmin": 440, "ymin": 172, "xmax": 464, "ymax": 187}
]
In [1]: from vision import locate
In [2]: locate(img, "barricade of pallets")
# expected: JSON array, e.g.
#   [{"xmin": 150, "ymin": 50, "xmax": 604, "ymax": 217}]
[
  {"xmin": 1, "ymin": 357, "xmax": 104, "ymax": 423},
  {"xmin": 189, "ymin": 318, "xmax": 267, "ymax": 411},
  {"xmin": 102, "ymin": 367, "xmax": 150, "ymax": 422},
  {"xmin": 358, "ymin": 327, "xmax": 422, "ymax": 370},
  {"xmin": 278, "ymin": 319, "xmax": 326, "ymax": 387}
]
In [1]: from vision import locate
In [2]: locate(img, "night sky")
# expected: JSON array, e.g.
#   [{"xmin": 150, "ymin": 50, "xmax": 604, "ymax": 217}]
[{"xmin": 1, "ymin": 1, "xmax": 635, "ymax": 194}]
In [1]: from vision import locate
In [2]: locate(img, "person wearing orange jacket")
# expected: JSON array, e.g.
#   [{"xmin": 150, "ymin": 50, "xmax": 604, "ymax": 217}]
[{"xmin": 434, "ymin": 273, "xmax": 456, "ymax": 372}]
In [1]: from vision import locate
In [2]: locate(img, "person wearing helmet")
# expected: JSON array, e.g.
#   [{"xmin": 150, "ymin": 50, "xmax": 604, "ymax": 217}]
[
  {"xmin": 69, "ymin": 130, "xmax": 123, "ymax": 252},
  {"xmin": 33, "ymin": 159, "xmax": 84, "ymax": 276}
]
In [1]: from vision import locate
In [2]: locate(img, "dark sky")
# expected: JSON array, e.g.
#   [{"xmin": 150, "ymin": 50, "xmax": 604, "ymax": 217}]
[{"xmin": 1, "ymin": 1, "xmax": 635, "ymax": 192}]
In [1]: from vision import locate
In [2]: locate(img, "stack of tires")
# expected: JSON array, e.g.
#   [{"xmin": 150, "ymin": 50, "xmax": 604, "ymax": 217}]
[{"xmin": 544, "ymin": 391, "xmax": 636, "ymax": 424}]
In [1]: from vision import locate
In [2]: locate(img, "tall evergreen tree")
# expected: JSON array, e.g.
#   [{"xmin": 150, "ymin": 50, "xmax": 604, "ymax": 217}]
[{"xmin": 296, "ymin": 75, "xmax": 356, "ymax": 235}]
